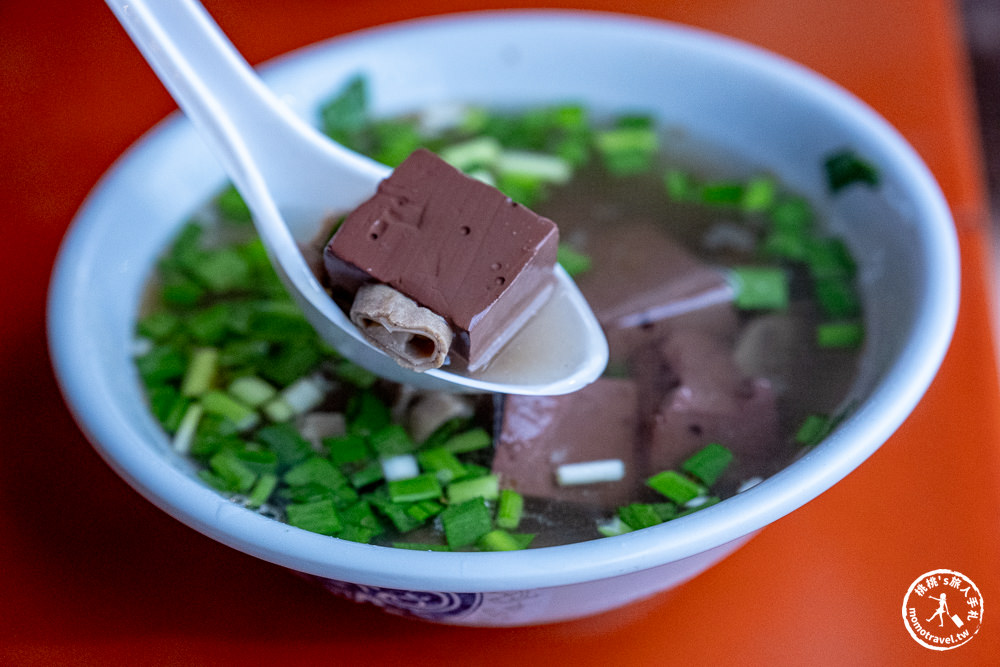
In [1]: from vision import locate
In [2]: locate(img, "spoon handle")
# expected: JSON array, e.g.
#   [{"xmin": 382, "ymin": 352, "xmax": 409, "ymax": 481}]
[{"xmin": 104, "ymin": 0, "xmax": 385, "ymax": 219}]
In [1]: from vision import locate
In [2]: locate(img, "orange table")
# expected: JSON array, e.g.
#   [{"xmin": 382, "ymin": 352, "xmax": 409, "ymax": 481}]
[{"xmin": 2, "ymin": 1, "xmax": 997, "ymax": 664}]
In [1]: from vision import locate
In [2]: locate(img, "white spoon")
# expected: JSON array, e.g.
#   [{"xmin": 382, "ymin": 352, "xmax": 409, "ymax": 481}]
[{"xmin": 106, "ymin": 0, "xmax": 608, "ymax": 395}]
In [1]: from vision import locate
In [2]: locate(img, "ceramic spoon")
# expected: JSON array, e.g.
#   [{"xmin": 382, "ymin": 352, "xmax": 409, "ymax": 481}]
[{"xmin": 105, "ymin": 0, "xmax": 608, "ymax": 395}]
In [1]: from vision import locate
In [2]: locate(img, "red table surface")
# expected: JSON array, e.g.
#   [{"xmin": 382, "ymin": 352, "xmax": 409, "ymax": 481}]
[{"xmin": 2, "ymin": 1, "xmax": 998, "ymax": 664}]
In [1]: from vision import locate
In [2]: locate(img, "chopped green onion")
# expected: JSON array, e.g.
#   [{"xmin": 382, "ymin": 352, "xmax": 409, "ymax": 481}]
[
  {"xmin": 495, "ymin": 149, "xmax": 573, "ymax": 184},
  {"xmin": 477, "ymin": 529, "xmax": 526, "ymax": 551},
  {"xmin": 216, "ymin": 184, "xmax": 252, "ymax": 222},
  {"xmin": 495, "ymin": 172, "xmax": 545, "ymax": 207},
  {"xmin": 496, "ymin": 488, "xmax": 524, "ymax": 530},
  {"xmin": 595, "ymin": 125, "xmax": 658, "ymax": 176},
  {"xmin": 332, "ymin": 360, "xmax": 377, "ymax": 389},
  {"xmin": 171, "ymin": 402, "xmax": 204, "ymax": 454},
  {"xmin": 405, "ymin": 499, "xmax": 444, "ymax": 522},
  {"xmin": 816, "ymin": 321, "xmax": 865, "ymax": 348},
  {"xmin": 148, "ymin": 385, "xmax": 189, "ymax": 433},
  {"xmin": 325, "ymin": 433, "xmax": 370, "ymax": 466},
  {"xmin": 675, "ymin": 496, "xmax": 721, "ymax": 517},
  {"xmin": 664, "ymin": 168, "xmax": 696, "ymax": 201},
  {"xmin": 286, "ymin": 499, "xmax": 342, "ymax": 536},
  {"xmin": 618, "ymin": 503, "xmax": 664, "ymax": 530},
  {"xmin": 440, "ymin": 498, "xmax": 493, "ymax": 549},
  {"xmin": 557, "ymin": 243, "xmax": 592, "ymax": 277},
  {"xmin": 347, "ymin": 392, "xmax": 391, "ymax": 437},
  {"xmin": 235, "ymin": 449, "xmax": 279, "ymax": 475},
  {"xmin": 367, "ymin": 488, "xmax": 424, "ymax": 533},
  {"xmin": 730, "ymin": 266, "xmax": 789, "ymax": 311},
  {"xmin": 319, "ymin": 75, "xmax": 368, "ymax": 147},
  {"xmin": 814, "ymin": 276, "xmax": 862, "ymax": 319},
  {"xmin": 348, "ymin": 460, "xmax": 384, "ymax": 489},
  {"xmin": 597, "ymin": 516, "xmax": 634, "ymax": 537},
  {"xmin": 795, "ymin": 413, "xmax": 832, "ymax": 446},
  {"xmin": 440, "ymin": 428, "xmax": 492, "ymax": 454},
  {"xmin": 387, "ymin": 472, "xmax": 443, "ymax": 503},
  {"xmin": 136, "ymin": 344, "xmax": 187, "ymax": 387},
  {"xmin": 185, "ymin": 303, "xmax": 231, "ymax": 345},
  {"xmin": 245, "ymin": 472, "xmax": 278, "ymax": 508},
  {"xmin": 439, "ymin": 136, "xmax": 502, "ymax": 172},
  {"xmin": 208, "ymin": 448, "xmax": 257, "ymax": 493},
  {"xmin": 371, "ymin": 119, "xmax": 423, "ymax": 167},
  {"xmin": 647, "ymin": 470, "xmax": 704, "ymax": 504},
  {"xmin": 227, "ymin": 375, "xmax": 277, "ymax": 408},
  {"xmin": 741, "ymin": 176, "xmax": 777, "ymax": 212},
  {"xmin": 681, "ymin": 442, "xmax": 734, "ymax": 487},
  {"xmin": 824, "ymin": 149, "xmax": 879, "ymax": 192},
  {"xmin": 417, "ymin": 446, "xmax": 467, "ymax": 485},
  {"xmin": 136, "ymin": 311, "xmax": 180, "ymax": 342},
  {"xmin": 190, "ymin": 247, "xmax": 251, "ymax": 294},
  {"xmin": 200, "ymin": 390, "xmax": 259, "ymax": 432},
  {"xmin": 446, "ymin": 474, "xmax": 500, "ymax": 504},
  {"xmin": 255, "ymin": 423, "xmax": 312, "ymax": 469},
  {"xmin": 370, "ymin": 424, "xmax": 416, "ymax": 457},
  {"xmin": 699, "ymin": 182, "xmax": 745, "ymax": 206},
  {"xmin": 180, "ymin": 347, "xmax": 219, "ymax": 397}
]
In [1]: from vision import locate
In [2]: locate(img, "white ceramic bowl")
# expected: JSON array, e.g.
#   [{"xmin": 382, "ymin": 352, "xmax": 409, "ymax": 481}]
[{"xmin": 48, "ymin": 11, "xmax": 959, "ymax": 626}]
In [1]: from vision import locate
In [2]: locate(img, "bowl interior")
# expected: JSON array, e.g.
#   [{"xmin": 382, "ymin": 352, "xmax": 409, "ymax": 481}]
[{"xmin": 48, "ymin": 11, "xmax": 958, "ymax": 591}]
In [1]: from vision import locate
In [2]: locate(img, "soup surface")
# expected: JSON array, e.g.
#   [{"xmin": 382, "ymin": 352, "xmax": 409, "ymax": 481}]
[{"xmin": 134, "ymin": 76, "xmax": 870, "ymax": 550}]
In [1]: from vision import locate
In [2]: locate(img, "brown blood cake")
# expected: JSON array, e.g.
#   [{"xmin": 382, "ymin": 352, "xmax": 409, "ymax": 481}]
[{"xmin": 323, "ymin": 149, "xmax": 559, "ymax": 370}]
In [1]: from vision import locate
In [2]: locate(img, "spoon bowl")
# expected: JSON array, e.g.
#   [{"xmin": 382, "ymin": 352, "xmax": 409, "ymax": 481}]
[{"xmin": 105, "ymin": 0, "xmax": 608, "ymax": 395}]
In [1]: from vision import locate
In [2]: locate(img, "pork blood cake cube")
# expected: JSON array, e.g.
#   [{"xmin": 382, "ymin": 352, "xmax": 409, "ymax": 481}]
[
  {"xmin": 492, "ymin": 377, "xmax": 641, "ymax": 509},
  {"xmin": 323, "ymin": 149, "xmax": 559, "ymax": 371}
]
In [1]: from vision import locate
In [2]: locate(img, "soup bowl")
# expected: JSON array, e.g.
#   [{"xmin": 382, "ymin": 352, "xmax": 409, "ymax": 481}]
[{"xmin": 47, "ymin": 11, "xmax": 959, "ymax": 626}]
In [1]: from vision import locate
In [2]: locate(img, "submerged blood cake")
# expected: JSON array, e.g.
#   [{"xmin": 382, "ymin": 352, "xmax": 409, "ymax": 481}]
[{"xmin": 323, "ymin": 149, "xmax": 559, "ymax": 371}]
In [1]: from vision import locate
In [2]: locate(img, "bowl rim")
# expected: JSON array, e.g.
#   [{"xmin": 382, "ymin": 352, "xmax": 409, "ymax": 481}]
[{"xmin": 47, "ymin": 9, "xmax": 960, "ymax": 592}]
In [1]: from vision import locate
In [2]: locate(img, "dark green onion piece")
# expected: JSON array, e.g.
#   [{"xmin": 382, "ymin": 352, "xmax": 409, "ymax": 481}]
[
  {"xmin": 557, "ymin": 243, "xmax": 593, "ymax": 277},
  {"xmin": 496, "ymin": 488, "xmax": 524, "ymax": 530},
  {"xmin": 325, "ymin": 433, "xmax": 370, "ymax": 466},
  {"xmin": 647, "ymin": 470, "xmax": 705, "ymax": 505},
  {"xmin": 618, "ymin": 503, "xmax": 664, "ymax": 530},
  {"xmin": 477, "ymin": 529, "xmax": 526, "ymax": 551},
  {"xmin": 369, "ymin": 424, "xmax": 416, "ymax": 457},
  {"xmin": 440, "ymin": 428, "xmax": 492, "ymax": 454},
  {"xmin": 681, "ymin": 442, "xmax": 734, "ymax": 487},
  {"xmin": 795, "ymin": 414, "xmax": 832, "ymax": 446},
  {"xmin": 731, "ymin": 266, "xmax": 789, "ymax": 311},
  {"xmin": 664, "ymin": 168, "xmax": 696, "ymax": 201},
  {"xmin": 824, "ymin": 149, "xmax": 879, "ymax": 192},
  {"xmin": 387, "ymin": 473, "xmax": 443, "ymax": 503},
  {"xmin": 349, "ymin": 460, "xmax": 384, "ymax": 489},
  {"xmin": 440, "ymin": 498, "xmax": 493, "ymax": 549},
  {"xmin": 200, "ymin": 390, "xmax": 259, "ymax": 432},
  {"xmin": 675, "ymin": 496, "xmax": 721, "ymax": 518},
  {"xmin": 208, "ymin": 448, "xmax": 257, "ymax": 493},
  {"xmin": 417, "ymin": 446, "xmax": 467, "ymax": 485},
  {"xmin": 216, "ymin": 184, "xmax": 252, "ymax": 222},
  {"xmin": 446, "ymin": 474, "xmax": 500, "ymax": 504},
  {"xmin": 255, "ymin": 423, "xmax": 312, "ymax": 469},
  {"xmin": 405, "ymin": 499, "xmax": 445, "ymax": 522},
  {"xmin": 816, "ymin": 321, "xmax": 865, "ymax": 348},
  {"xmin": 246, "ymin": 472, "xmax": 278, "ymax": 508},
  {"xmin": 286, "ymin": 499, "xmax": 343, "ymax": 536}
]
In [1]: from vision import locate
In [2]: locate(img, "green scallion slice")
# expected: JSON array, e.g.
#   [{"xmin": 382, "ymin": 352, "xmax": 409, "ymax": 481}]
[
  {"xmin": 647, "ymin": 470, "xmax": 705, "ymax": 504},
  {"xmin": 440, "ymin": 498, "xmax": 493, "ymax": 549},
  {"xmin": 681, "ymin": 442, "xmax": 734, "ymax": 487}
]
